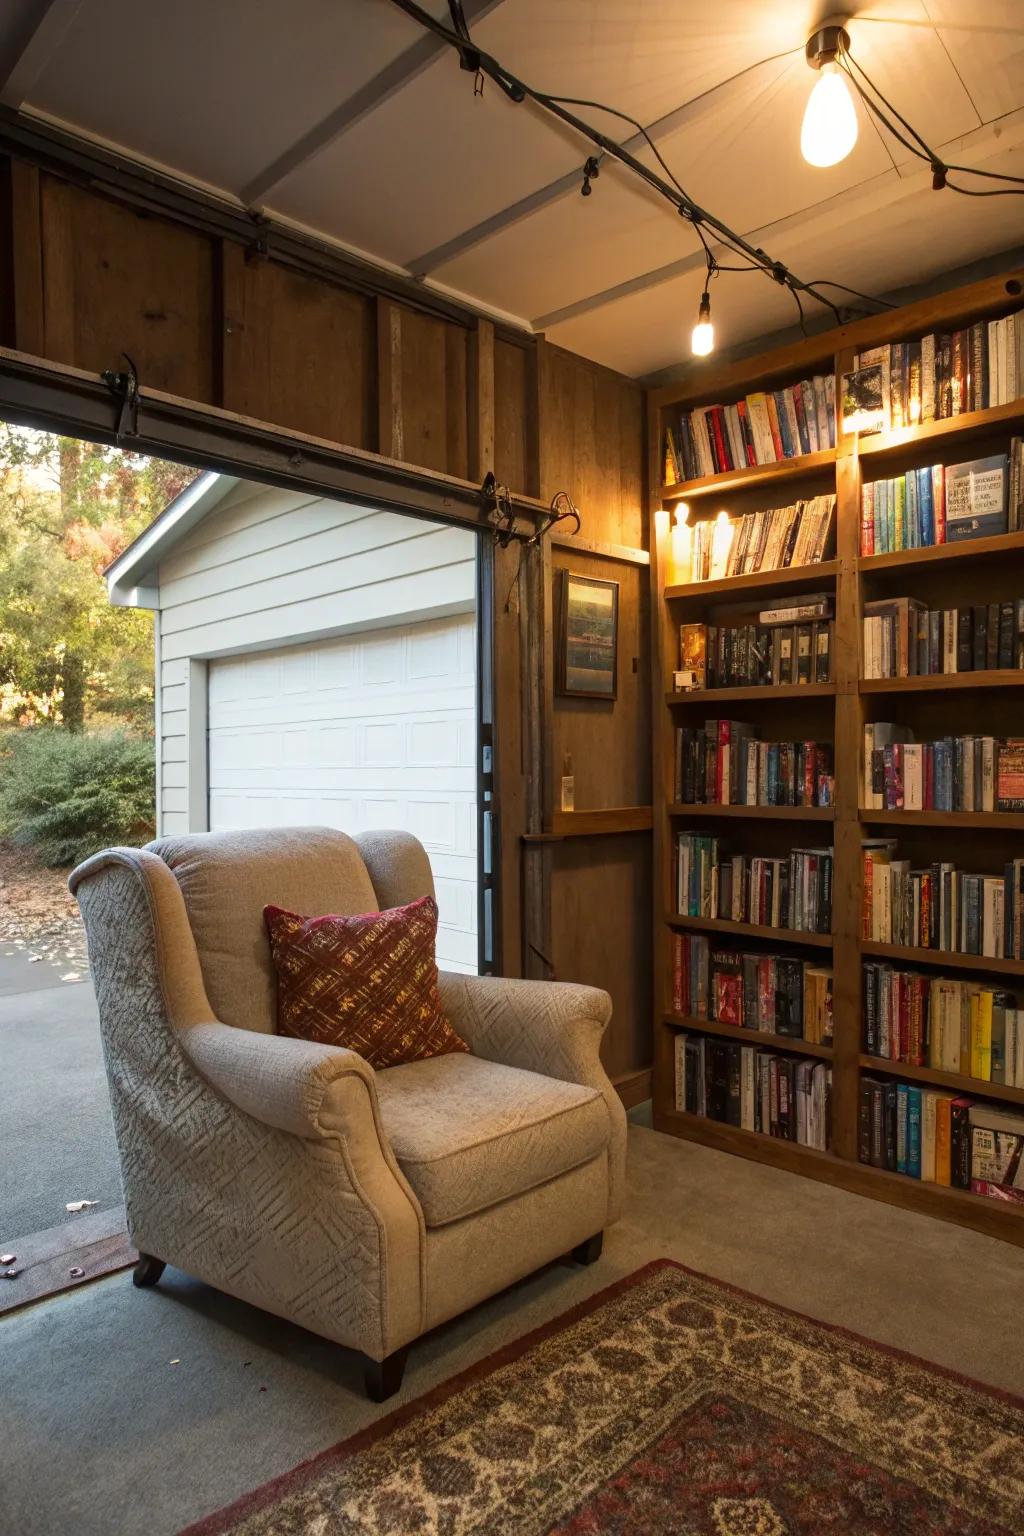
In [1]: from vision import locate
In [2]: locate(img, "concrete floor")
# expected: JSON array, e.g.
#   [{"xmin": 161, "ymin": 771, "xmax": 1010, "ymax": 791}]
[
  {"xmin": 0, "ymin": 980, "xmax": 122, "ymax": 1238},
  {"xmin": 5, "ymin": 1121, "xmax": 1024, "ymax": 1536}
]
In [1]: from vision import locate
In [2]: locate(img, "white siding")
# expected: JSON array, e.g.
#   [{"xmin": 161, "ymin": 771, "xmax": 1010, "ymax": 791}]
[
  {"xmin": 154, "ymin": 482, "xmax": 478, "ymax": 951},
  {"xmin": 207, "ymin": 615, "xmax": 477, "ymax": 972}
]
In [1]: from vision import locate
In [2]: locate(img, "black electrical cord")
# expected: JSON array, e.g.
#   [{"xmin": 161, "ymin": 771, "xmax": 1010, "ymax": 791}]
[
  {"xmin": 839, "ymin": 45, "xmax": 1024, "ymax": 196},
  {"xmin": 385, "ymin": 0, "xmax": 878, "ymax": 324}
]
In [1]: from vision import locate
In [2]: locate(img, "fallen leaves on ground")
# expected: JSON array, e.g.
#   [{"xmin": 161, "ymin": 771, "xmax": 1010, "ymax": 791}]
[{"xmin": 0, "ymin": 841, "xmax": 88, "ymax": 972}]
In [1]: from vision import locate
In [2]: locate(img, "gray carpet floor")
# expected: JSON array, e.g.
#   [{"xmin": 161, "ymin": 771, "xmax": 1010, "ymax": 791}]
[
  {"xmin": 6, "ymin": 1121, "xmax": 1024, "ymax": 1536},
  {"xmin": 0, "ymin": 980, "xmax": 122, "ymax": 1238}
]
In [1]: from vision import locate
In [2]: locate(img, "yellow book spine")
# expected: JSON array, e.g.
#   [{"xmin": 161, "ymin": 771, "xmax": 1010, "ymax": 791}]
[{"xmin": 971, "ymin": 990, "xmax": 993, "ymax": 1080}]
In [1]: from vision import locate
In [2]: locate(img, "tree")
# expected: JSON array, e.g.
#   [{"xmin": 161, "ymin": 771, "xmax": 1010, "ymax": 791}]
[{"xmin": 0, "ymin": 427, "xmax": 198, "ymax": 729}]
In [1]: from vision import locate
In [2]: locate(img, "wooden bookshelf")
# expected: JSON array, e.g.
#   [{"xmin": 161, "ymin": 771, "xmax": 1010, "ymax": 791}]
[
  {"xmin": 665, "ymin": 1011, "xmax": 834, "ymax": 1059},
  {"xmin": 860, "ymin": 670, "xmax": 1024, "ymax": 694},
  {"xmin": 662, "ymin": 446, "xmax": 836, "ymax": 502},
  {"xmin": 670, "ymin": 802, "xmax": 834, "ymax": 821},
  {"xmin": 858, "ymin": 809, "xmax": 1024, "ymax": 829},
  {"xmin": 859, "ymin": 528, "xmax": 1024, "ymax": 573},
  {"xmin": 649, "ymin": 265, "xmax": 1024, "ymax": 1249},
  {"xmin": 666, "ymin": 682, "xmax": 835, "ymax": 705},
  {"xmin": 665, "ymin": 913, "xmax": 833, "ymax": 946},
  {"xmin": 665, "ymin": 559, "xmax": 838, "ymax": 602},
  {"xmin": 859, "ymin": 940, "xmax": 1024, "ymax": 978},
  {"xmin": 858, "ymin": 1055, "xmax": 1024, "ymax": 1107}
]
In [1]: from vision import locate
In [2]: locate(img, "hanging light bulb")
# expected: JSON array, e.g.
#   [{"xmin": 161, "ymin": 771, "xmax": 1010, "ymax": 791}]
[
  {"xmin": 691, "ymin": 291, "xmax": 714, "ymax": 357},
  {"xmin": 801, "ymin": 25, "xmax": 858, "ymax": 169}
]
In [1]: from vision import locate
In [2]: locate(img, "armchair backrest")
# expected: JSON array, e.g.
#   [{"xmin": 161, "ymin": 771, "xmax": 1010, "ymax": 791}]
[{"xmin": 144, "ymin": 826, "xmax": 434, "ymax": 1034}]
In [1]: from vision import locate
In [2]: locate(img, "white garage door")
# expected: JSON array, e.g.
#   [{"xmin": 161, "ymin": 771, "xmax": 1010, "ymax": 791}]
[{"xmin": 207, "ymin": 612, "xmax": 477, "ymax": 973}]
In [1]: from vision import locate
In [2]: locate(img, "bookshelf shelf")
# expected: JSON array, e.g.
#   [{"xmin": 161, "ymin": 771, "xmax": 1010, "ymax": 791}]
[
  {"xmin": 652, "ymin": 266, "xmax": 1024, "ymax": 1248},
  {"xmin": 661, "ymin": 446, "xmax": 836, "ymax": 503},
  {"xmin": 665, "ymin": 1011, "xmax": 833, "ymax": 1059},
  {"xmin": 670, "ymin": 803, "xmax": 834, "ymax": 821},
  {"xmin": 665, "ymin": 560, "xmax": 838, "ymax": 603},
  {"xmin": 858, "ymin": 809, "xmax": 1024, "ymax": 829},
  {"xmin": 859, "ymin": 529, "xmax": 1024, "ymax": 573},
  {"xmin": 856, "ymin": 398, "xmax": 1024, "ymax": 467},
  {"xmin": 858, "ymin": 1055, "xmax": 1024, "ymax": 1107},
  {"xmin": 859, "ymin": 940, "xmax": 1024, "ymax": 978},
  {"xmin": 859, "ymin": 670, "xmax": 1024, "ymax": 694},
  {"xmin": 665, "ymin": 913, "xmax": 833, "ymax": 947},
  {"xmin": 665, "ymin": 683, "xmax": 835, "ymax": 705}
]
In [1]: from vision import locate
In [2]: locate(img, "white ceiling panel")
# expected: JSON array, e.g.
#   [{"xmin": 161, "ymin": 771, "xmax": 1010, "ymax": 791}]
[
  {"xmin": 27, "ymin": 0, "xmax": 448, "ymax": 194},
  {"xmin": 12, "ymin": 0, "xmax": 1024, "ymax": 379}
]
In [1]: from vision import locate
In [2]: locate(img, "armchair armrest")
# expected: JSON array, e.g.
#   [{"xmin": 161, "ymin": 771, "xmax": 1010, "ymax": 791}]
[
  {"xmin": 178, "ymin": 1021, "xmax": 377, "ymax": 1140},
  {"xmin": 438, "ymin": 973, "xmax": 627, "ymax": 1222},
  {"xmin": 437, "ymin": 972, "xmax": 610, "ymax": 1085}
]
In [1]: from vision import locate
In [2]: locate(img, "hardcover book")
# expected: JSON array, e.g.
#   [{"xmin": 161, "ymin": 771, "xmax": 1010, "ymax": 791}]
[{"xmin": 945, "ymin": 454, "xmax": 1009, "ymax": 542}]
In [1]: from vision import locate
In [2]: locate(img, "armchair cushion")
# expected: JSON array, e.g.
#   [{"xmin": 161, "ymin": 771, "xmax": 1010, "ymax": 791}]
[
  {"xmin": 374, "ymin": 1052, "xmax": 609, "ymax": 1227},
  {"xmin": 263, "ymin": 896, "xmax": 469, "ymax": 1069}
]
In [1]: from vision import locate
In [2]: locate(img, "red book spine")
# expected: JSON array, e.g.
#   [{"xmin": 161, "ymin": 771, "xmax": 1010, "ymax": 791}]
[
  {"xmin": 672, "ymin": 934, "xmax": 683, "ymax": 1013},
  {"xmin": 804, "ymin": 741, "xmax": 814, "ymax": 807},
  {"xmin": 716, "ymin": 719, "xmax": 730, "ymax": 805},
  {"xmin": 933, "ymin": 463, "xmax": 946, "ymax": 543},
  {"xmin": 709, "ymin": 407, "xmax": 731, "ymax": 472},
  {"xmin": 898, "ymin": 974, "xmax": 909, "ymax": 1060},
  {"xmin": 764, "ymin": 394, "xmax": 785, "ymax": 461}
]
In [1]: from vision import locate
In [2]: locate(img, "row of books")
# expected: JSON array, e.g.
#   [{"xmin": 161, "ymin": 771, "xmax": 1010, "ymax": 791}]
[
  {"xmin": 863, "ymin": 963, "xmax": 1024, "ymax": 1085},
  {"xmin": 852, "ymin": 312, "xmax": 1023, "ymax": 432},
  {"xmin": 861, "ymin": 842, "xmax": 1024, "ymax": 959},
  {"xmin": 677, "ymin": 604, "xmax": 833, "ymax": 691},
  {"xmin": 859, "ymin": 1079, "xmax": 1024, "ymax": 1203},
  {"xmin": 674, "ymin": 1033, "xmax": 831, "ymax": 1148},
  {"xmin": 860, "ymin": 447, "xmax": 1023, "ymax": 555},
  {"xmin": 664, "ymin": 377, "xmax": 837, "ymax": 484},
  {"xmin": 675, "ymin": 496, "xmax": 835, "ymax": 584},
  {"xmin": 676, "ymin": 833, "xmax": 833, "ymax": 933},
  {"xmin": 862, "ymin": 595, "xmax": 1024, "ymax": 678},
  {"xmin": 671, "ymin": 934, "xmax": 834, "ymax": 1043},
  {"xmin": 862, "ymin": 724, "xmax": 1024, "ymax": 813},
  {"xmin": 673, "ymin": 723, "xmax": 834, "ymax": 808}
]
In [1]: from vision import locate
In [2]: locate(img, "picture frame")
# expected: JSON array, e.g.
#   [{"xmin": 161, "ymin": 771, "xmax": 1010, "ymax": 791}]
[{"xmin": 557, "ymin": 570, "xmax": 619, "ymax": 700}]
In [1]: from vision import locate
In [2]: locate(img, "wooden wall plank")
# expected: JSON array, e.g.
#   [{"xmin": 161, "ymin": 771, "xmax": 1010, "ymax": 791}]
[
  {"xmin": 468, "ymin": 317, "xmax": 495, "ymax": 482},
  {"xmin": 551, "ymin": 547, "xmax": 650, "ymax": 808},
  {"xmin": 221, "ymin": 247, "xmax": 375, "ymax": 447},
  {"xmin": 493, "ymin": 335, "xmax": 530, "ymax": 493},
  {"xmin": 0, "ymin": 158, "xmax": 44, "ymax": 354},
  {"xmin": 550, "ymin": 832, "xmax": 653, "ymax": 1081},
  {"xmin": 38, "ymin": 175, "xmax": 216, "ymax": 400},
  {"xmin": 376, "ymin": 296, "xmax": 403, "ymax": 460},
  {"xmin": 397, "ymin": 305, "xmax": 469, "ymax": 479}
]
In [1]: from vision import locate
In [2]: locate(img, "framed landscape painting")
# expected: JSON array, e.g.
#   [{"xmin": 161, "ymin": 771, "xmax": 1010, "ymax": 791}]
[{"xmin": 557, "ymin": 571, "xmax": 619, "ymax": 699}]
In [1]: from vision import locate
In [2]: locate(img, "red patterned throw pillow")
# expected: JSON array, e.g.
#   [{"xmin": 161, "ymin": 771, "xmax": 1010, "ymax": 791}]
[{"xmin": 263, "ymin": 895, "xmax": 469, "ymax": 1070}]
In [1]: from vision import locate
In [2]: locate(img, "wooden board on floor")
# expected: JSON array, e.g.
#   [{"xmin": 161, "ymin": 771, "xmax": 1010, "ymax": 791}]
[{"xmin": 0, "ymin": 1205, "xmax": 134, "ymax": 1317}]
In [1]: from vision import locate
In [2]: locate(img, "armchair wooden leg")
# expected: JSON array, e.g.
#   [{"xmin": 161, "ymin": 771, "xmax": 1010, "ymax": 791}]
[
  {"xmin": 571, "ymin": 1232, "xmax": 604, "ymax": 1266},
  {"xmin": 363, "ymin": 1346, "xmax": 409, "ymax": 1403},
  {"xmin": 132, "ymin": 1253, "xmax": 166, "ymax": 1288}
]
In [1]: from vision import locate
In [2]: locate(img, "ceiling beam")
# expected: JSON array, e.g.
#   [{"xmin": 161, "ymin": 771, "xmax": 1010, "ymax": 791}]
[
  {"xmin": 241, "ymin": 0, "xmax": 508, "ymax": 207},
  {"xmin": 530, "ymin": 108, "xmax": 1024, "ymax": 332},
  {"xmin": 406, "ymin": 49, "xmax": 800, "ymax": 277},
  {"xmin": 0, "ymin": 0, "xmax": 83, "ymax": 108}
]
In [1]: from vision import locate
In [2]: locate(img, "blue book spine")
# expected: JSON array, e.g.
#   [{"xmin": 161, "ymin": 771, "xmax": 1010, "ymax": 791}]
[
  {"xmin": 907, "ymin": 1086, "xmax": 922, "ymax": 1179},
  {"xmin": 767, "ymin": 747, "xmax": 779, "ymax": 806},
  {"xmin": 918, "ymin": 466, "xmax": 934, "ymax": 546},
  {"xmin": 896, "ymin": 1083, "xmax": 909, "ymax": 1174},
  {"xmin": 906, "ymin": 471, "xmax": 919, "ymax": 549},
  {"xmin": 772, "ymin": 392, "xmax": 794, "ymax": 458}
]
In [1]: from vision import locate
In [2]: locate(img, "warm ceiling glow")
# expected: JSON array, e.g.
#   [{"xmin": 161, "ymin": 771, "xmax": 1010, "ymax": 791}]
[{"xmin": 801, "ymin": 62, "xmax": 858, "ymax": 167}]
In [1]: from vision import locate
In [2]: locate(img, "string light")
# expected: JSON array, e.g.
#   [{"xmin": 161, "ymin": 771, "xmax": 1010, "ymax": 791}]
[
  {"xmin": 691, "ymin": 291, "xmax": 714, "ymax": 356},
  {"xmin": 801, "ymin": 37, "xmax": 858, "ymax": 167}
]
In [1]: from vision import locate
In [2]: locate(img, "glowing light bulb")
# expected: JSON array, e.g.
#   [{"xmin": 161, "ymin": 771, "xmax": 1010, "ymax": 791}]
[
  {"xmin": 691, "ymin": 292, "xmax": 714, "ymax": 357},
  {"xmin": 801, "ymin": 62, "xmax": 858, "ymax": 168}
]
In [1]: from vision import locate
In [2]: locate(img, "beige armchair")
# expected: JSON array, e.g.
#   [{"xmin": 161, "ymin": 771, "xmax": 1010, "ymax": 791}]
[{"xmin": 70, "ymin": 827, "xmax": 626, "ymax": 1399}]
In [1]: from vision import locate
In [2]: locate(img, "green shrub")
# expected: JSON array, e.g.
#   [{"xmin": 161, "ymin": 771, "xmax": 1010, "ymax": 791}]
[{"xmin": 0, "ymin": 726, "xmax": 155, "ymax": 867}]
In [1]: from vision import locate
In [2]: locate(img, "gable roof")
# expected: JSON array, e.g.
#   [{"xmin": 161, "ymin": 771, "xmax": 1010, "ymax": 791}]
[{"xmin": 105, "ymin": 472, "xmax": 239, "ymax": 608}]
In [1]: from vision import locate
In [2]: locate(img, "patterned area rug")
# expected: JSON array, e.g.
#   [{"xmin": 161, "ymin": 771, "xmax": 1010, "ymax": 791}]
[{"xmin": 181, "ymin": 1260, "xmax": 1024, "ymax": 1535}]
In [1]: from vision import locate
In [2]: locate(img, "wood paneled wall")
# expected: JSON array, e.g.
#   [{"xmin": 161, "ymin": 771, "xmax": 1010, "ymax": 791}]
[{"xmin": 0, "ymin": 157, "xmax": 651, "ymax": 1098}]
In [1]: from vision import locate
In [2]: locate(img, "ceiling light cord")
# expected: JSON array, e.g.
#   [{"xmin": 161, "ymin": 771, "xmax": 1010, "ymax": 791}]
[
  {"xmin": 386, "ymin": 0, "xmax": 881, "ymax": 328},
  {"xmin": 838, "ymin": 43, "xmax": 1024, "ymax": 196}
]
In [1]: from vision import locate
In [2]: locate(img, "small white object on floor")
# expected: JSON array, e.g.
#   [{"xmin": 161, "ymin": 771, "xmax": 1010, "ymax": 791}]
[
  {"xmin": 60, "ymin": 973, "xmax": 80, "ymax": 982},
  {"xmin": 65, "ymin": 1200, "xmax": 98, "ymax": 1213}
]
